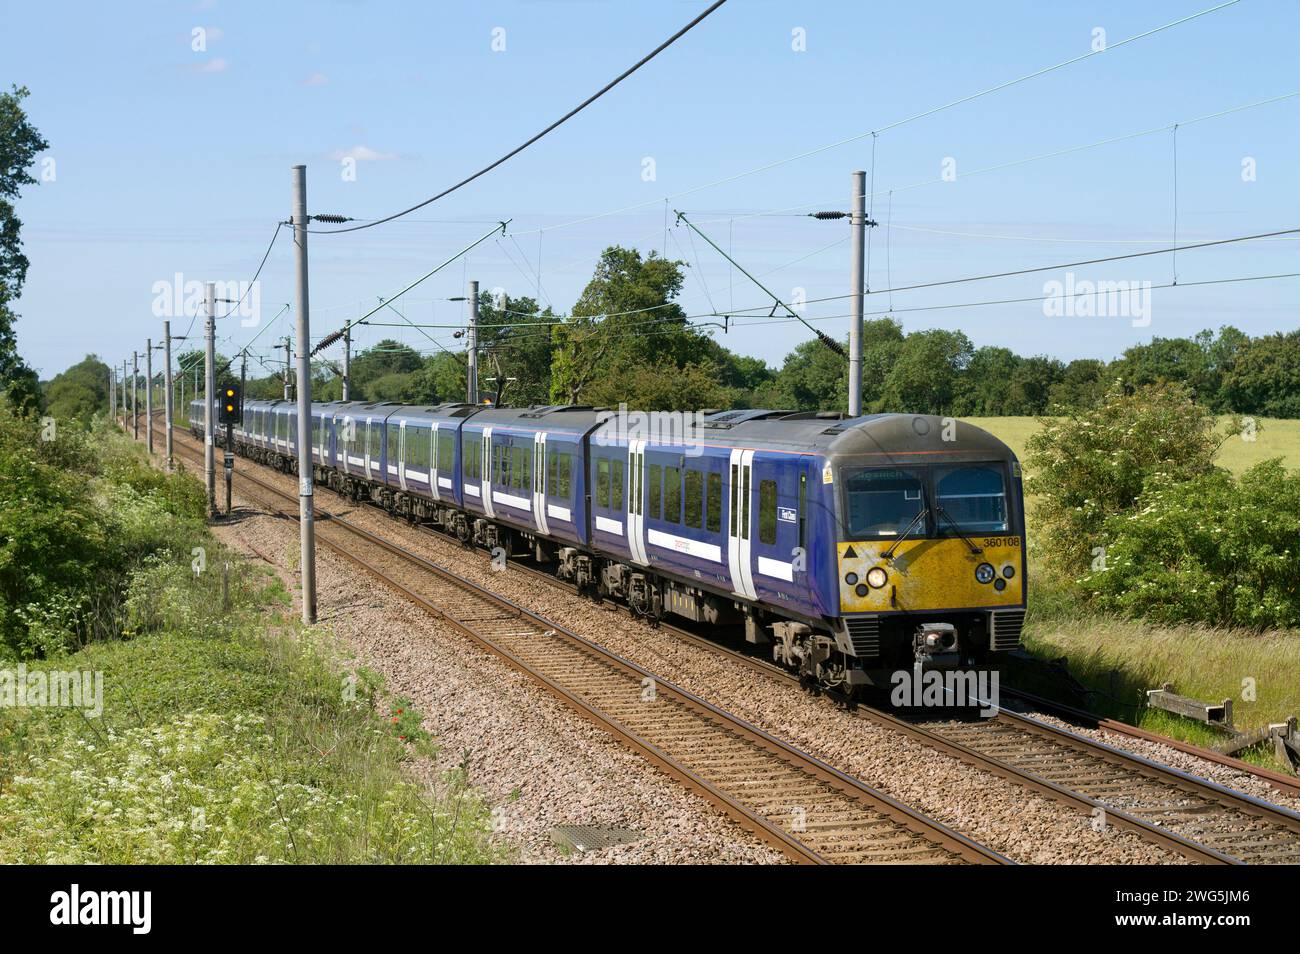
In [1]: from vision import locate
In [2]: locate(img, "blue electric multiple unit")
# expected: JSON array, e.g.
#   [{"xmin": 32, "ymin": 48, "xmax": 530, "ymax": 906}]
[{"xmin": 190, "ymin": 397, "xmax": 1028, "ymax": 692}]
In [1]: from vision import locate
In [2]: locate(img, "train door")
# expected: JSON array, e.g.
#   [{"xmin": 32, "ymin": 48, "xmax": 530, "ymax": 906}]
[
  {"xmin": 750, "ymin": 459, "xmax": 798, "ymax": 589},
  {"xmin": 429, "ymin": 423, "xmax": 441, "ymax": 502},
  {"xmin": 397, "ymin": 420, "xmax": 408, "ymax": 492},
  {"xmin": 481, "ymin": 427, "xmax": 495, "ymax": 518},
  {"xmin": 532, "ymin": 431, "xmax": 549, "ymax": 536},
  {"xmin": 727, "ymin": 448, "xmax": 757, "ymax": 600},
  {"xmin": 363, "ymin": 416, "xmax": 373, "ymax": 480},
  {"xmin": 626, "ymin": 439, "xmax": 648, "ymax": 565}
]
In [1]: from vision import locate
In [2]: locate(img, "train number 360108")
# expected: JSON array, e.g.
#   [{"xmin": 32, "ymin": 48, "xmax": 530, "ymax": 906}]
[{"xmin": 980, "ymin": 537, "xmax": 1021, "ymax": 548}]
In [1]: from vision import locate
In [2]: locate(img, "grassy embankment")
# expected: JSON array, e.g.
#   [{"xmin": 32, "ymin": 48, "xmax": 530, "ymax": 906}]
[
  {"xmin": 0, "ymin": 418, "xmax": 502, "ymax": 863},
  {"xmin": 969, "ymin": 415, "xmax": 1300, "ymax": 765}
]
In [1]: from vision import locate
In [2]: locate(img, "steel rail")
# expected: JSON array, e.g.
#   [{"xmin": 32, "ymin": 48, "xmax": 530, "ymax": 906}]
[
  {"xmin": 153, "ymin": 416, "xmax": 1300, "ymax": 863},
  {"xmin": 158, "ymin": 420, "xmax": 1008, "ymax": 866}
]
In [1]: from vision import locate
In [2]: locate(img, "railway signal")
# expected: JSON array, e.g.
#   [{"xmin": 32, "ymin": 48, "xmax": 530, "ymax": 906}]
[
  {"xmin": 217, "ymin": 384, "xmax": 240, "ymax": 517},
  {"xmin": 218, "ymin": 384, "xmax": 242, "ymax": 425}
]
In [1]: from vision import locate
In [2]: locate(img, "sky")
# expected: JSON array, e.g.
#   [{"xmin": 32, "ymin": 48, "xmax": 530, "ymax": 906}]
[{"xmin": 4, "ymin": 0, "xmax": 1298, "ymax": 381}]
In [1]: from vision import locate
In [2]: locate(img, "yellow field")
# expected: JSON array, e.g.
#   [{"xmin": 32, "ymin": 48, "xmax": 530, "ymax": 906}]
[{"xmin": 965, "ymin": 416, "xmax": 1300, "ymax": 475}]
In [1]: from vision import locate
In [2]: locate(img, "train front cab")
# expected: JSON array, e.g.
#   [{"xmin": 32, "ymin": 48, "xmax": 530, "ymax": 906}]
[{"xmin": 825, "ymin": 416, "xmax": 1027, "ymax": 685}]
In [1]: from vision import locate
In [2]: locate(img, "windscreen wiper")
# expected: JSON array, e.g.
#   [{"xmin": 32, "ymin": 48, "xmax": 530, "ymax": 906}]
[
  {"xmin": 935, "ymin": 505, "xmax": 984, "ymax": 555},
  {"xmin": 882, "ymin": 504, "xmax": 928, "ymax": 562}
]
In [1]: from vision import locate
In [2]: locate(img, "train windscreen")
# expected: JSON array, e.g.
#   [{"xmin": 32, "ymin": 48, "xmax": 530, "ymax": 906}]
[
  {"xmin": 842, "ymin": 467, "xmax": 925, "ymax": 538},
  {"xmin": 933, "ymin": 464, "xmax": 1008, "ymax": 534}
]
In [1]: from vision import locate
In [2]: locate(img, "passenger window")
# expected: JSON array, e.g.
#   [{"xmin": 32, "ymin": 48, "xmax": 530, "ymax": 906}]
[
  {"xmin": 664, "ymin": 467, "xmax": 681, "ymax": 524},
  {"xmin": 798, "ymin": 472, "xmax": 807, "ymax": 549},
  {"xmin": 759, "ymin": 479, "xmax": 777, "ymax": 545},
  {"xmin": 729, "ymin": 465, "xmax": 738, "ymax": 535},
  {"xmin": 741, "ymin": 468, "xmax": 750, "ymax": 538},
  {"xmin": 548, "ymin": 448, "xmax": 558, "ymax": 492},
  {"xmin": 514, "ymin": 447, "xmax": 529, "ymax": 490},
  {"xmin": 416, "ymin": 430, "xmax": 431, "ymax": 468},
  {"xmin": 612, "ymin": 461, "xmax": 624, "ymax": 513},
  {"xmin": 597, "ymin": 459, "xmax": 610, "ymax": 508},
  {"xmin": 648, "ymin": 464, "xmax": 662, "ymax": 520},
  {"xmin": 387, "ymin": 424, "xmax": 400, "ymax": 462},
  {"xmin": 706, "ymin": 472, "xmax": 721, "ymax": 533},
  {"xmin": 558, "ymin": 454, "xmax": 571, "ymax": 498},
  {"xmin": 437, "ymin": 431, "xmax": 453, "ymax": 472},
  {"xmin": 684, "ymin": 470, "xmax": 703, "ymax": 529}
]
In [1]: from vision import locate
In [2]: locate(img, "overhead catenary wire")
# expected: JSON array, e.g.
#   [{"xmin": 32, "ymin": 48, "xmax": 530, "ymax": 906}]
[
  {"xmin": 511, "ymin": 0, "xmax": 1246, "ymax": 238},
  {"xmin": 719, "ymin": 270, "xmax": 1300, "ymax": 333},
  {"xmin": 348, "ymin": 226, "xmax": 1300, "ymax": 337},
  {"xmin": 675, "ymin": 210, "xmax": 846, "ymax": 356},
  {"xmin": 309, "ymin": 0, "xmax": 729, "ymax": 235},
  {"xmin": 688, "ymin": 89, "xmax": 1300, "ymax": 228},
  {"xmin": 310, "ymin": 221, "xmax": 508, "ymax": 358}
]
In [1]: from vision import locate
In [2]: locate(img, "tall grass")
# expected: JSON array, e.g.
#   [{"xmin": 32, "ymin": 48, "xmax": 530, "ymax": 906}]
[{"xmin": 0, "ymin": 425, "xmax": 504, "ymax": 864}]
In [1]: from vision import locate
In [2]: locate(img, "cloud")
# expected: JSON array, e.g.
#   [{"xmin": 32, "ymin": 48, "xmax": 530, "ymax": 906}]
[
  {"xmin": 302, "ymin": 72, "xmax": 329, "ymax": 86},
  {"xmin": 195, "ymin": 57, "xmax": 229, "ymax": 73},
  {"xmin": 327, "ymin": 145, "xmax": 398, "ymax": 162}
]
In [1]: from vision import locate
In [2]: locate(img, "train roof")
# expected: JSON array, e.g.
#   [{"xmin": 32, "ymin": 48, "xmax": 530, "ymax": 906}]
[
  {"xmin": 232, "ymin": 398, "xmax": 1015, "ymax": 460},
  {"xmin": 462, "ymin": 404, "xmax": 615, "ymax": 436},
  {"xmin": 587, "ymin": 408, "xmax": 1017, "ymax": 461}
]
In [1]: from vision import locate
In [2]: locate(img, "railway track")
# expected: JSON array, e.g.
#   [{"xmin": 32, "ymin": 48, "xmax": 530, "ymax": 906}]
[
  {"xmin": 647, "ymin": 607, "xmax": 1300, "ymax": 865},
  {"xmin": 153, "ymin": 417, "xmax": 1300, "ymax": 864},
  {"xmin": 594, "ymin": 595, "xmax": 1300, "ymax": 864},
  {"xmin": 1000, "ymin": 685, "xmax": 1300, "ymax": 800},
  {"xmin": 157, "ymin": 420, "xmax": 1007, "ymax": 866}
]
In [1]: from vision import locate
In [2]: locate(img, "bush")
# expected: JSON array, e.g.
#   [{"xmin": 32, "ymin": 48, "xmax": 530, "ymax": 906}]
[
  {"xmin": 0, "ymin": 409, "xmax": 206, "ymax": 658},
  {"xmin": 0, "ymin": 558, "xmax": 502, "ymax": 864},
  {"xmin": 1025, "ymin": 381, "xmax": 1225, "ymax": 574},
  {"xmin": 1080, "ymin": 459, "xmax": 1300, "ymax": 629}
]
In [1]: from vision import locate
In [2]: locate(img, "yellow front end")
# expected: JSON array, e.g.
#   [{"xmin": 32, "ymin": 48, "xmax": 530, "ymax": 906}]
[{"xmin": 838, "ymin": 535, "xmax": 1024, "ymax": 613}]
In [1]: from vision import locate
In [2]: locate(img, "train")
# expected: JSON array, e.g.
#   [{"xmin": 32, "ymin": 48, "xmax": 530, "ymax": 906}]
[{"xmin": 190, "ymin": 397, "xmax": 1028, "ymax": 693}]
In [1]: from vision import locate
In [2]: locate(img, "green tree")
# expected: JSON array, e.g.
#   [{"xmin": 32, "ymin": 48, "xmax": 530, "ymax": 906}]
[
  {"xmin": 1047, "ymin": 358, "xmax": 1108, "ymax": 410},
  {"xmin": 755, "ymin": 338, "xmax": 848, "ymax": 412},
  {"xmin": 1080, "ymin": 460, "xmax": 1300, "ymax": 629},
  {"xmin": 755, "ymin": 317, "xmax": 900, "ymax": 413},
  {"xmin": 1219, "ymin": 331, "xmax": 1300, "ymax": 418},
  {"xmin": 1110, "ymin": 336, "xmax": 1208, "ymax": 399},
  {"xmin": 475, "ymin": 291, "xmax": 553, "ymax": 406},
  {"xmin": 955, "ymin": 346, "xmax": 1022, "ymax": 415},
  {"xmin": 586, "ymin": 357, "xmax": 733, "ymax": 412},
  {"xmin": 0, "ymin": 86, "xmax": 49, "ymax": 412},
  {"xmin": 1005, "ymin": 355, "xmax": 1065, "ymax": 415},
  {"xmin": 1193, "ymin": 325, "xmax": 1249, "ymax": 411},
  {"xmin": 550, "ymin": 247, "xmax": 700, "ymax": 404},
  {"xmin": 42, "ymin": 354, "xmax": 110, "ymax": 426},
  {"xmin": 1025, "ymin": 381, "xmax": 1225, "ymax": 575},
  {"xmin": 406, "ymin": 352, "xmax": 467, "ymax": 405},
  {"xmin": 872, "ymin": 328, "xmax": 972, "ymax": 415}
]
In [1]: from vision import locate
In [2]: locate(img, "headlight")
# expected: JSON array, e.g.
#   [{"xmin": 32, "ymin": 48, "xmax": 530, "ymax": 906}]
[
  {"xmin": 844, "ymin": 572, "xmax": 858, "ymax": 586},
  {"xmin": 866, "ymin": 567, "xmax": 888, "ymax": 589},
  {"xmin": 975, "ymin": 563, "xmax": 995, "ymax": 584}
]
